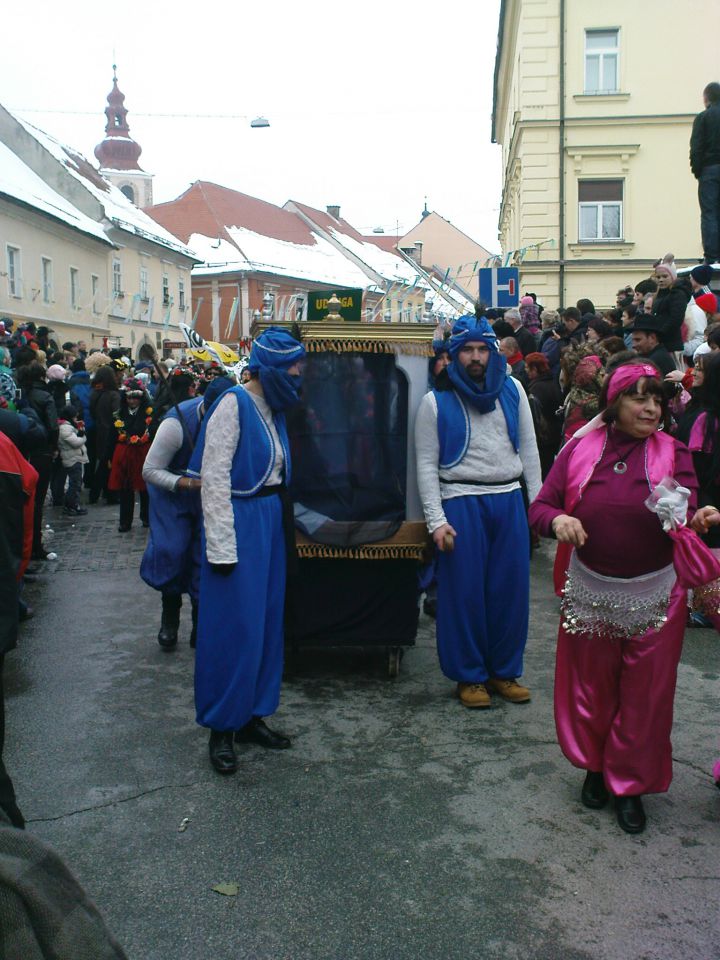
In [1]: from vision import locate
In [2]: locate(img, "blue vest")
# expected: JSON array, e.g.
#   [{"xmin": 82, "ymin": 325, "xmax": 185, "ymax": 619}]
[
  {"xmin": 188, "ymin": 386, "xmax": 290, "ymax": 496},
  {"xmin": 164, "ymin": 397, "xmax": 204, "ymax": 474},
  {"xmin": 433, "ymin": 380, "xmax": 520, "ymax": 470}
]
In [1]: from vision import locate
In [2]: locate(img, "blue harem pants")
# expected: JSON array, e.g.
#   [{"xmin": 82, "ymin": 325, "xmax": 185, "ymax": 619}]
[
  {"xmin": 140, "ymin": 485, "xmax": 201, "ymax": 600},
  {"xmin": 195, "ymin": 494, "xmax": 286, "ymax": 731},
  {"xmin": 436, "ymin": 490, "xmax": 529, "ymax": 683}
]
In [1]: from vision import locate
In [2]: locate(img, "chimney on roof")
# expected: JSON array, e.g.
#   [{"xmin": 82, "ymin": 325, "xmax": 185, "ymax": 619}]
[{"xmin": 326, "ymin": 205, "xmax": 341, "ymax": 220}]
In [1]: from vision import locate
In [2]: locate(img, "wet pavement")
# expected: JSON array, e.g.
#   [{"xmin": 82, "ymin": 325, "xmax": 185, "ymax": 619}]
[{"xmin": 5, "ymin": 499, "xmax": 720, "ymax": 960}]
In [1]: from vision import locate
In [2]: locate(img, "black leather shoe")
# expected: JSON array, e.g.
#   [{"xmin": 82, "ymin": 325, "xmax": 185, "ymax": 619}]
[
  {"xmin": 581, "ymin": 770, "xmax": 609, "ymax": 809},
  {"xmin": 208, "ymin": 731, "xmax": 237, "ymax": 774},
  {"xmin": 118, "ymin": 525, "xmax": 131, "ymax": 533},
  {"xmin": 235, "ymin": 717, "xmax": 291, "ymax": 750},
  {"xmin": 616, "ymin": 795, "xmax": 646, "ymax": 834}
]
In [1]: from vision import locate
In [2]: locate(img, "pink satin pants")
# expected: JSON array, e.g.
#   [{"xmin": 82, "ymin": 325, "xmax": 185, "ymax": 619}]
[{"xmin": 554, "ymin": 582, "xmax": 685, "ymax": 796}]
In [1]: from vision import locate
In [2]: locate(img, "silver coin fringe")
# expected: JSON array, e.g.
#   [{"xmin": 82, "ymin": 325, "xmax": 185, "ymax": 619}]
[{"xmin": 561, "ymin": 554, "xmax": 675, "ymax": 640}]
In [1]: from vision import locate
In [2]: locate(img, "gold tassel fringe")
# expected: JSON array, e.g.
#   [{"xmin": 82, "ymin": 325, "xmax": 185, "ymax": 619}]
[
  {"xmin": 296, "ymin": 542, "xmax": 428, "ymax": 561},
  {"xmin": 304, "ymin": 339, "xmax": 434, "ymax": 357}
]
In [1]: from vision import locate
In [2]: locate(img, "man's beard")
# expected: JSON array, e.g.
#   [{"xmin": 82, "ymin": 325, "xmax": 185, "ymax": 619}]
[{"xmin": 466, "ymin": 364, "xmax": 486, "ymax": 383}]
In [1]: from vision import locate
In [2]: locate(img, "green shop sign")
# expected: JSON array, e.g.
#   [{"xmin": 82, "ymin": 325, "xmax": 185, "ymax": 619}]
[{"xmin": 306, "ymin": 289, "xmax": 363, "ymax": 323}]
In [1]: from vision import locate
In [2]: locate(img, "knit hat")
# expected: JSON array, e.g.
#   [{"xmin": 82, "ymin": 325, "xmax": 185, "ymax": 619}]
[
  {"xmin": 46, "ymin": 364, "xmax": 67, "ymax": 381},
  {"xmin": 695, "ymin": 291, "xmax": 718, "ymax": 315},
  {"xmin": 691, "ymin": 264, "xmax": 714, "ymax": 285},
  {"xmin": 654, "ymin": 255, "xmax": 677, "ymax": 283},
  {"xmin": 520, "ymin": 295, "xmax": 534, "ymax": 307}
]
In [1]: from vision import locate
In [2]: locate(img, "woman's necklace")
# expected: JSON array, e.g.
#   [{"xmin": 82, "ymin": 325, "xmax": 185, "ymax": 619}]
[{"xmin": 606, "ymin": 426, "xmax": 645, "ymax": 475}]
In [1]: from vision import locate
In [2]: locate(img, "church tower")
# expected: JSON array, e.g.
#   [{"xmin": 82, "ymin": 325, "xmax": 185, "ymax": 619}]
[{"xmin": 94, "ymin": 66, "xmax": 153, "ymax": 207}]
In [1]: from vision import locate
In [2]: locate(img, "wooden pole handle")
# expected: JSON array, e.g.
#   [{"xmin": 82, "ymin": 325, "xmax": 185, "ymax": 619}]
[{"xmin": 443, "ymin": 532, "xmax": 455, "ymax": 553}]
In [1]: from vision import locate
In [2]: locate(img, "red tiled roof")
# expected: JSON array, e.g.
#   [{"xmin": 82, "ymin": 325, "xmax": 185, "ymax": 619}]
[
  {"xmin": 145, "ymin": 181, "xmax": 318, "ymax": 251},
  {"xmin": 363, "ymin": 235, "xmax": 402, "ymax": 254},
  {"xmin": 287, "ymin": 200, "xmax": 366, "ymax": 242}
]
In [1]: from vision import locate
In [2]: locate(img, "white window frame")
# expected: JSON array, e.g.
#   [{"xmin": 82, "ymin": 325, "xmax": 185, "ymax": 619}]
[
  {"xmin": 584, "ymin": 29, "xmax": 619, "ymax": 95},
  {"xmin": 91, "ymin": 274, "xmax": 100, "ymax": 315},
  {"xmin": 578, "ymin": 200, "xmax": 623, "ymax": 242},
  {"xmin": 139, "ymin": 266, "xmax": 149, "ymax": 300},
  {"xmin": 6, "ymin": 245, "xmax": 22, "ymax": 298},
  {"xmin": 112, "ymin": 257, "xmax": 123, "ymax": 296},
  {"xmin": 70, "ymin": 267, "xmax": 80, "ymax": 309},
  {"xmin": 178, "ymin": 279, "xmax": 186, "ymax": 311},
  {"xmin": 41, "ymin": 256, "xmax": 53, "ymax": 303},
  {"xmin": 162, "ymin": 272, "xmax": 170, "ymax": 306}
]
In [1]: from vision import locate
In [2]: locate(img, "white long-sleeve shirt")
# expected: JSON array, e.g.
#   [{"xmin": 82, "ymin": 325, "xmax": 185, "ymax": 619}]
[
  {"xmin": 142, "ymin": 417, "xmax": 186, "ymax": 492},
  {"xmin": 200, "ymin": 388, "xmax": 284, "ymax": 564},
  {"xmin": 414, "ymin": 379, "xmax": 542, "ymax": 534}
]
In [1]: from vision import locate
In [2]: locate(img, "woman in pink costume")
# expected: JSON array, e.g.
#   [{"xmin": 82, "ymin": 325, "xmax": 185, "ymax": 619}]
[{"xmin": 529, "ymin": 362, "xmax": 697, "ymax": 834}]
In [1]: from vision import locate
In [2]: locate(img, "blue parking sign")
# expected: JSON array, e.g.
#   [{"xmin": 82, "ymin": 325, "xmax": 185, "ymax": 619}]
[{"xmin": 478, "ymin": 267, "xmax": 519, "ymax": 309}]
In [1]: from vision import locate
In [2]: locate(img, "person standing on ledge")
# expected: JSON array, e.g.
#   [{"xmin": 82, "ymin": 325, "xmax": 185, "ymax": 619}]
[
  {"xmin": 187, "ymin": 327, "xmax": 305, "ymax": 774},
  {"xmin": 414, "ymin": 315, "xmax": 541, "ymax": 709},
  {"xmin": 690, "ymin": 81, "xmax": 720, "ymax": 265}
]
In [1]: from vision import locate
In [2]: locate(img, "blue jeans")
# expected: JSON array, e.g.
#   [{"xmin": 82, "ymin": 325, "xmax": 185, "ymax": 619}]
[
  {"xmin": 64, "ymin": 463, "xmax": 83, "ymax": 509},
  {"xmin": 698, "ymin": 164, "xmax": 720, "ymax": 262}
]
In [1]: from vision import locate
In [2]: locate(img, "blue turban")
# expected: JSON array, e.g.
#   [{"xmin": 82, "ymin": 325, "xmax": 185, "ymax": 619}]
[
  {"xmin": 202, "ymin": 375, "xmax": 235, "ymax": 414},
  {"xmin": 248, "ymin": 327, "xmax": 306, "ymax": 412},
  {"xmin": 248, "ymin": 326, "xmax": 306, "ymax": 372},
  {"xmin": 448, "ymin": 315, "xmax": 499, "ymax": 359}
]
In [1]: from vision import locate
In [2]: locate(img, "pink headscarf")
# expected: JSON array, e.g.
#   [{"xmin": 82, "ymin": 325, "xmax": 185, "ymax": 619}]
[{"xmin": 606, "ymin": 363, "xmax": 659, "ymax": 404}]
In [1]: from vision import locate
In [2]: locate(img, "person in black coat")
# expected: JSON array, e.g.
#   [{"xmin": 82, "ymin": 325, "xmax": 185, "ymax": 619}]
[
  {"xmin": 525, "ymin": 352, "xmax": 563, "ymax": 478},
  {"xmin": 631, "ymin": 316, "xmax": 677, "ymax": 377},
  {"xmin": 15, "ymin": 362, "xmax": 58, "ymax": 560},
  {"xmin": 503, "ymin": 308, "xmax": 538, "ymax": 357},
  {"xmin": 89, "ymin": 365, "xmax": 120, "ymax": 505},
  {"xmin": 690, "ymin": 81, "xmax": 720, "ymax": 263},
  {"xmin": 651, "ymin": 258, "xmax": 691, "ymax": 353}
]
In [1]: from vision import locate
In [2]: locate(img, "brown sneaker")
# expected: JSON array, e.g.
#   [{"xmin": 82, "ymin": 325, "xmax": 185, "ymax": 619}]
[
  {"xmin": 486, "ymin": 678, "xmax": 531, "ymax": 703},
  {"xmin": 457, "ymin": 682, "xmax": 491, "ymax": 708}
]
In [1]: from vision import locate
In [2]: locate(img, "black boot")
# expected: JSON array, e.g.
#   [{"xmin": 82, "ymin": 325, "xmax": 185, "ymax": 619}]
[
  {"xmin": 235, "ymin": 717, "xmax": 291, "ymax": 750},
  {"xmin": 616, "ymin": 795, "xmax": 646, "ymax": 834},
  {"xmin": 157, "ymin": 594, "xmax": 182, "ymax": 650},
  {"xmin": 581, "ymin": 770, "xmax": 609, "ymax": 809},
  {"xmin": 208, "ymin": 730, "xmax": 237, "ymax": 774},
  {"xmin": 189, "ymin": 599, "xmax": 198, "ymax": 649}
]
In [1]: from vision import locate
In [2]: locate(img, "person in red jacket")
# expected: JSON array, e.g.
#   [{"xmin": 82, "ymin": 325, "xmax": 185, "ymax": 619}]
[{"xmin": 0, "ymin": 430, "xmax": 37, "ymax": 828}]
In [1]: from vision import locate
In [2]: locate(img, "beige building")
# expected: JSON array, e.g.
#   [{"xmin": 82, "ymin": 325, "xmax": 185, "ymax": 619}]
[
  {"xmin": 396, "ymin": 209, "xmax": 494, "ymax": 300},
  {"xmin": 492, "ymin": 0, "xmax": 719, "ymax": 308},
  {"xmin": 0, "ymin": 101, "xmax": 196, "ymax": 356}
]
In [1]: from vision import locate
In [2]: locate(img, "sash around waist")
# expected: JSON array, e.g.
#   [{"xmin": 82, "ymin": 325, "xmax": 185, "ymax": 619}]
[
  {"xmin": 439, "ymin": 475, "xmax": 522, "ymax": 487},
  {"xmin": 231, "ymin": 484, "xmax": 284, "ymax": 499}
]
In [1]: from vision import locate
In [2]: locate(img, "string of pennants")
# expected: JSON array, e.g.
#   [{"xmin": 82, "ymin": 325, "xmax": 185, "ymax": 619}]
[{"xmin": 434, "ymin": 238, "xmax": 557, "ymax": 283}]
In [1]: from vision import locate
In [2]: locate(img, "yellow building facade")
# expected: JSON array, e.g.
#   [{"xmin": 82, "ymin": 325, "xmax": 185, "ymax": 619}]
[{"xmin": 492, "ymin": 0, "xmax": 719, "ymax": 309}]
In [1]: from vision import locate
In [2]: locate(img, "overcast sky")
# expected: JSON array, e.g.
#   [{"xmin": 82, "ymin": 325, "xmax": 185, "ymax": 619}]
[{"xmin": 2, "ymin": 0, "xmax": 502, "ymax": 252}]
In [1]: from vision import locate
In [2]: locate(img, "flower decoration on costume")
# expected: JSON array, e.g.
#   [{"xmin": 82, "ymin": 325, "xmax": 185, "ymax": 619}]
[
  {"xmin": 114, "ymin": 418, "xmax": 124, "ymax": 429},
  {"xmin": 118, "ymin": 432, "xmax": 127, "ymax": 442}
]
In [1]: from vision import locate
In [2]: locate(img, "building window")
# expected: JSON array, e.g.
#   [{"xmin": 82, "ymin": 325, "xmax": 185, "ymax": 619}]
[
  {"xmin": 140, "ymin": 266, "xmax": 149, "ymax": 300},
  {"xmin": 70, "ymin": 268, "xmax": 80, "ymax": 309},
  {"xmin": 584, "ymin": 29, "xmax": 619, "ymax": 94},
  {"xmin": 578, "ymin": 180, "xmax": 623, "ymax": 241},
  {"xmin": 91, "ymin": 274, "xmax": 100, "ymax": 314},
  {"xmin": 112, "ymin": 258, "xmax": 123, "ymax": 296},
  {"xmin": 162, "ymin": 273, "xmax": 170, "ymax": 305},
  {"xmin": 42, "ymin": 257, "xmax": 53, "ymax": 303},
  {"xmin": 120, "ymin": 184, "xmax": 135, "ymax": 204},
  {"xmin": 6, "ymin": 246, "xmax": 21, "ymax": 298},
  {"xmin": 178, "ymin": 279, "xmax": 186, "ymax": 311}
]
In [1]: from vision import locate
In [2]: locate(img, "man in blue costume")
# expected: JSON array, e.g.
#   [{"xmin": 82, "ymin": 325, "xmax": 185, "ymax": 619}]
[
  {"xmin": 140, "ymin": 373, "xmax": 235, "ymax": 650},
  {"xmin": 188, "ymin": 327, "xmax": 305, "ymax": 774},
  {"xmin": 414, "ymin": 316, "xmax": 541, "ymax": 708}
]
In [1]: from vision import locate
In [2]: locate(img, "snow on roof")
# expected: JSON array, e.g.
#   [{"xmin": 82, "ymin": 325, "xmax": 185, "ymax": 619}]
[
  {"xmin": 15, "ymin": 116, "xmax": 196, "ymax": 260},
  {"xmin": 0, "ymin": 141, "xmax": 110, "ymax": 244},
  {"xmin": 190, "ymin": 226, "xmax": 372, "ymax": 288}
]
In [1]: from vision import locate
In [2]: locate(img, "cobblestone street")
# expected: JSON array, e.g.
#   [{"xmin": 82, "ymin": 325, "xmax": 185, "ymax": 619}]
[{"xmin": 5, "ymin": 497, "xmax": 720, "ymax": 960}]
